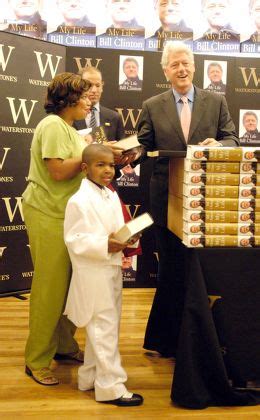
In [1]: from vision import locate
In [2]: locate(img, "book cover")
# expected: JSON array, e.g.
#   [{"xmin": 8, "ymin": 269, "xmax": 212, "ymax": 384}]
[
  {"xmin": 77, "ymin": 126, "xmax": 108, "ymax": 144},
  {"xmin": 184, "ymin": 172, "xmax": 241, "ymax": 186},
  {"xmin": 183, "ymin": 185, "xmax": 239, "ymax": 198},
  {"xmin": 114, "ymin": 212, "xmax": 153, "ymax": 243},
  {"xmin": 183, "ymin": 234, "xmax": 260, "ymax": 247},
  {"xmin": 183, "ymin": 197, "xmax": 260, "ymax": 212},
  {"xmin": 183, "ymin": 210, "xmax": 247, "ymax": 223},
  {"xmin": 239, "ymin": 186, "xmax": 260, "ymax": 198},
  {"xmin": 186, "ymin": 146, "xmax": 260, "ymax": 162},
  {"xmin": 183, "ymin": 222, "xmax": 260, "ymax": 236},
  {"xmin": 184, "ymin": 160, "xmax": 241, "ymax": 173},
  {"xmin": 186, "ymin": 146, "xmax": 243, "ymax": 161}
]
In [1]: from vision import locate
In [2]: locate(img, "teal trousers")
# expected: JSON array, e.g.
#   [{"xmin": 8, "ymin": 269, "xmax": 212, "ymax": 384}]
[{"xmin": 23, "ymin": 202, "xmax": 79, "ymax": 370}]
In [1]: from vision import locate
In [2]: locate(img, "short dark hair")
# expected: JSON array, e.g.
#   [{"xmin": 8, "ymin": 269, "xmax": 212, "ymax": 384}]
[
  {"xmin": 44, "ymin": 72, "xmax": 90, "ymax": 114},
  {"xmin": 82, "ymin": 144, "xmax": 114, "ymax": 164}
]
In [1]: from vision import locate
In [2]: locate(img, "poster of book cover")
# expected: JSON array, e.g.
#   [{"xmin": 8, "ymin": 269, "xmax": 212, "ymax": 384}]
[
  {"xmin": 118, "ymin": 55, "xmax": 143, "ymax": 91},
  {"xmin": 117, "ymin": 164, "xmax": 140, "ymax": 188},
  {"xmin": 239, "ymin": 109, "xmax": 260, "ymax": 145},
  {"xmin": 46, "ymin": 0, "xmax": 96, "ymax": 47},
  {"xmin": 193, "ymin": 0, "xmax": 240, "ymax": 54},
  {"xmin": 203, "ymin": 59, "xmax": 227, "ymax": 95},
  {"xmin": 0, "ymin": 0, "xmax": 47, "ymax": 40},
  {"xmin": 96, "ymin": 0, "xmax": 145, "ymax": 50},
  {"xmin": 122, "ymin": 254, "xmax": 137, "ymax": 282},
  {"xmin": 240, "ymin": 0, "xmax": 260, "ymax": 54},
  {"xmin": 144, "ymin": 0, "xmax": 193, "ymax": 52}
]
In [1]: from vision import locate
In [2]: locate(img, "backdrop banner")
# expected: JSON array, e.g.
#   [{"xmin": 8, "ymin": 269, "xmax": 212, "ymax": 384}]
[
  {"xmin": 0, "ymin": 33, "xmax": 259, "ymax": 295},
  {"xmin": 0, "ymin": 32, "xmax": 66, "ymax": 296}
]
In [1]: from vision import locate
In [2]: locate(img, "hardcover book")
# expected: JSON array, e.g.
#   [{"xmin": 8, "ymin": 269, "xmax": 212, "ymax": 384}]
[
  {"xmin": 183, "ymin": 233, "xmax": 260, "ymax": 248},
  {"xmin": 183, "ymin": 197, "xmax": 260, "ymax": 212},
  {"xmin": 183, "ymin": 222, "xmax": 260, "ymax": 236},
  {"xmin": 186, "ymin": 146, "xmax": 260, "ymax": 162},
  {"xmin": 183, "ymin": 185, "xmax": 240, "ymax": 198},
  {"xmin": 182, "ymin": 210, "xmax": 259, "ymax": 224},
  {"xmin": 114, "ymin": 212, "xmax": 154, "ymax": 243}
]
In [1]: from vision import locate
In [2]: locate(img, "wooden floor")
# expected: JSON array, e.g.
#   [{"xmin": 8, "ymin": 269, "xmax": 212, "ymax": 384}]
[{"xmin": 0, "ymin": 288, "xmax": 259, "ymax": 419}]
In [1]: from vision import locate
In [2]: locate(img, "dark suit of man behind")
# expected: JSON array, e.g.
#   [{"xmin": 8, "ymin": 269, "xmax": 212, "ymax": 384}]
[
  {"xmin": 137, "ymin": 41, "xmax": 239, "ymax": 357},
  {"xmin": 74, "ymin": 66, "xmax": 124, "ymax": 141},
  {"xmin": 74, "ymin": 104, "xmax": 124, "ymax": 141}
]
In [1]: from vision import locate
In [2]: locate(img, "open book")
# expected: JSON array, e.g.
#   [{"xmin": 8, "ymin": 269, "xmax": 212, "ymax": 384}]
[
  {"xmin": 114, "ymin": 212, "xmax": 154, "ymax": 243},
  {"xmin": 116, "ymin": 134, "xmax": 141, "ymax": 153}
]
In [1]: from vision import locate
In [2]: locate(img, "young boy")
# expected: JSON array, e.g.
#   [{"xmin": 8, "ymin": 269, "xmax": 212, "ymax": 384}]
[{"xmin": 63, "ymin": 144, "xmax": 143, "ymax": 407}]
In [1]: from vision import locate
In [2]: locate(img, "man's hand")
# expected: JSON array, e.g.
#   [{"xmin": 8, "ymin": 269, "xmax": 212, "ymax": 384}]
[
  {"xmin": 108, "ymin": 233, "xmax": 128, "ymax": 253},
  {"xmin": 199, "ymin": 138, "xmax": 222, "ymax": 147}
]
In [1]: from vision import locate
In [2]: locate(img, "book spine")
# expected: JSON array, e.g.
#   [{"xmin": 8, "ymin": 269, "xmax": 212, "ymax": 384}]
[
  {"xmin": 183, "ymin": 198, "xmax": 260, "ymax": 211},
  {"xmin": 184, "ymin": 161, "xmax": 241, "ymax": 173},
  {"xmin": 183, "ymin": 234, "xmax": 260, "ymax": 247},
  {"xmin": 187, "ymin": 148, "xmax": 243, "ymax": 161},
  {"xmin": 183, "ymin": 222, "xmax": 258, "ymax": 235},
  {"xmin": 183, "ymin": 185, "xmax": 239, "ymax": 198}
]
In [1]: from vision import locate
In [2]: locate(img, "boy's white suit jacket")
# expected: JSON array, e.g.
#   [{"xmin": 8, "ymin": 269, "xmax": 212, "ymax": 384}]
[{"xmin": 63, "ymin": 178, "xmax": 124, "ymax": 327}]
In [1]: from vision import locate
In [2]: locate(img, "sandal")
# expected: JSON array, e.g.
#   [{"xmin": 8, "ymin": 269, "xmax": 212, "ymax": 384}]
[
  {"xmin": 25, "ymin": 366, "xmax": 59, "ymax": 386},
  {"xmin": 53, "ymin": 349, "xmax": 84, "ymax": 363}
]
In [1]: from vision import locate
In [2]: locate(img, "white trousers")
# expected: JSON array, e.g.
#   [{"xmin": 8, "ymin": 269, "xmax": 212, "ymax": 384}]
[{"xmin": 78, "ymin": 265, "xmax": 128, "ymax": 401}]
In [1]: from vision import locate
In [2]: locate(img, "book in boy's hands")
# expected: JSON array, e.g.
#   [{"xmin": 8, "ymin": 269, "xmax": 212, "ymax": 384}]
[
  {"xmin": 116, "ymin": 134, "xmax": 141, "ymax": 153},
  {"xmin": 114, "ymin": 212, "xmax": 154, "ymax": 243}
]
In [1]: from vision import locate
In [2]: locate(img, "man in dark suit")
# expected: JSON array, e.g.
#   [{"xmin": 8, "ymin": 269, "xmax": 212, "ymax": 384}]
[
  {"xmin": 74, "ymin": 66, "xmax": 125, "ymax": 141},
  {"xmin": 75, "ymin": 66, "xmax": 140, "ymax": 169},
  {"xmin": 136, "ymin": 40, "xmax": 239, "ymax": 357}
]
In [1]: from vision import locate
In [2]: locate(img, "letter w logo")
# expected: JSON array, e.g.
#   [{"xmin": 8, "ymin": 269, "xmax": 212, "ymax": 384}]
[
  {"xmin": 239, "ymin": 67, "xmax": 260, "ymax": 87},
  {"xmin": 7, "ymin": 98, "xmax": 38, "ymax": 124},
  {"xmin": 34, "ymin": 51, "xmax": 63, "ymax": 78},
  {"xmin": 0, "ymin": 148, "xmax": 11, "ymax": 171},
  {"xmin": 2, "ymin": 197, "xmax": 24, "ymax": 222},
  {"xmin": 115, "ymin": 108, "xmax": 142, "ymax": 129},
  {"xmin": 73, "ymin": 57, "xmax": 102, "ymax": 72},
  {"xmin": 0, "ymin": 44, "xmax": 15, "ymax": 71}
]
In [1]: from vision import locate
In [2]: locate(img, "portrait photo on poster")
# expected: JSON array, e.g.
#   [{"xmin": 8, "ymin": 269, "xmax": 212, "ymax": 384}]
[
  {"xmin": 239, "ymin": 109, "xmax": 260, "ymax": 145},
  {"xmin": 117, "ymin": 163, "xmax": 140, "ymax": 188},
  {"xmin": 122, "ymin": 254, "xmax": 137, "ymax": 282},
  {"xmin": 203, "ymin": 60, "xmax": 227, "ymax": 95},
  {"xmin": 1, "ymin": 0, "xmax": 47, "ymax": 39},
  {"xmin": 119, "ymin": 55, "xmax": 143, "ymax": 91}
]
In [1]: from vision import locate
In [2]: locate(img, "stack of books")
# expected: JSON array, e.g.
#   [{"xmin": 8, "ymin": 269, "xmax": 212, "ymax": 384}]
[{"xmin": 168, "ymin": 145, "xmax": 260, "ymax": 247}]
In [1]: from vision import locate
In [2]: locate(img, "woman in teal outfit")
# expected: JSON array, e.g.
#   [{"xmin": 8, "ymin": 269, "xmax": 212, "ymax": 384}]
[{"xmin": 23, "ymin": 72, "xmax": 92, "ymax": 386}]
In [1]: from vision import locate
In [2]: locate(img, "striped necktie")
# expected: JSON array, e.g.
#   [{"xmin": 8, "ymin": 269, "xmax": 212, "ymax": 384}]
[
  {"xmin": 180, "ymin": 96, "xmax": 191, "ymax": 143},
  {"xmin": 89, "ymin": 106, "xmax": 97, "ymax": 128}
]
